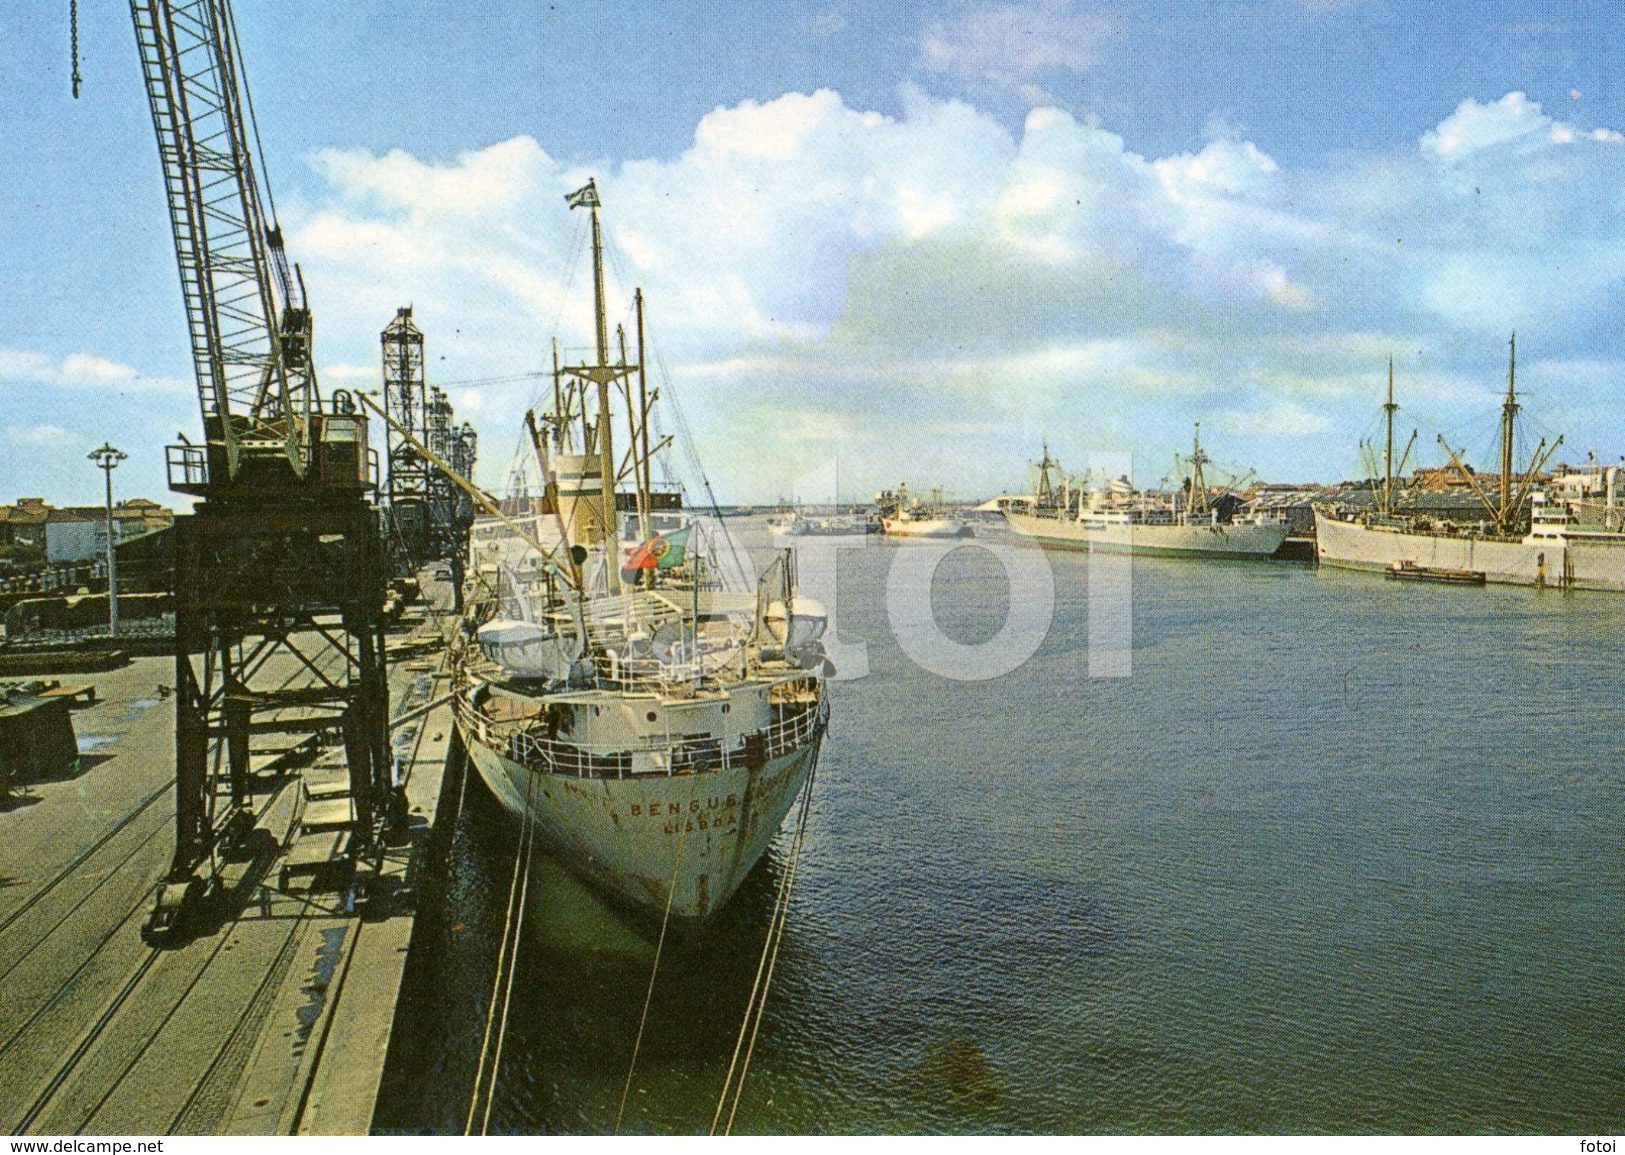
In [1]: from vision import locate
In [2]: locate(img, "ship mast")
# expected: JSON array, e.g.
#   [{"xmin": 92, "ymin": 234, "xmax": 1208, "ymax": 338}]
[
  {"xmin": 1375, "ymin": 357, "xmax": 1419, "ymax": 518},
  {"xmin": 636, "ymin": 288, "xmax": 653, "ymax": 541},
  {"xmin": 1187, "ymin": 423, "xmax": 1209, "ymax": 517},
  {"xmin": 590, "ymin": 187, "xmax": 620, "ymax": 594},
  {"xmin": 1383, "ymin": 355, "xmax": 1397, "ymax": 515},
  {"xmin": 1036, "ymin": 439, "xmax": 1058, "ymax": 506},
  {"xmin": 551, "ymin": 339, "xmax": 565, "ymax": 451},
  {"xmin": 562, "ymin": 178, "xmax": 629, "ymax": 594},
  {"xmin": 1500, "ymin": 333, "xmax": 1518, "ymax": 529},
  {"xmin": 1437, "ymin": 333, "xmax": 1559, "ymax": 536}
]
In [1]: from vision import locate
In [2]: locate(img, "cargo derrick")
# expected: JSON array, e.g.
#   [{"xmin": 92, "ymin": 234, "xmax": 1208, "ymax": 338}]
[{"xmin": 131, "ymin": 0, "xmax": 392, "ymax": 941}]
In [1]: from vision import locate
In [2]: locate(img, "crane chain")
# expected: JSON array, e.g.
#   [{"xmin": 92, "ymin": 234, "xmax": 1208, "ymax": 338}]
[{"xmin": 70, "ymin": 0, "xmax": 82, "ymax": 98}]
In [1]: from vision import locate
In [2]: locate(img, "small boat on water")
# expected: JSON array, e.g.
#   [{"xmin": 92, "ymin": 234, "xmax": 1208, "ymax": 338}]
[
  {"xmin": 1384, "ymin": 560, "xmax": 1486, "ymax": 586},
  {"xmin": 877, "ymin": 483, "xmax": 972, "ymax": 539},
  {"xmin": 882, "ymin": 509, "xmax": 973, "ymax": 539},
  {"xmin": 768, "ymin": 509, "xmax": 880, "ymax": 539}
]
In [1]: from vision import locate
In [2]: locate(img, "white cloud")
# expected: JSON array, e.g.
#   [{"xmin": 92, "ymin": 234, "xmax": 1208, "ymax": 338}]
[
  {"xmin": 1217, "ymin": 402, "xmax": 1334, "ymax": 438},
  {"xmin": 314, "ymin": 136, "xmax": 546, "ymax": 214},
  {"xmin": 1417, "ymin": 92, "xmax": 1621, "ymax": 160},
  {"xmin": 0, "ymin": 347, "xmax": 188, "ymax": 393},
  {"xmin": 4, "ymin": 424, "xmax": 81, "ymax": 448},
  {"xmin": 296, "ymin": 87, "xmax": 1018, "ymax": 368},
  {"xmin": 693, "ymin": 92, "xmax": 848, "ymax": 160},
  {"xmin": 1421, "ymin": 93, "xmax": 1550, "ymax": 158},
  {"xmin": 274, "ymin": 85, "xmax": 1625, "ymax": 498},
  {"xmin": 1156, "ymin": 138, "xmax": 1278, "ymax": 196},
  {"xmin": 318, "ymin": 362, "xmax": 379, "ymax": 386}
]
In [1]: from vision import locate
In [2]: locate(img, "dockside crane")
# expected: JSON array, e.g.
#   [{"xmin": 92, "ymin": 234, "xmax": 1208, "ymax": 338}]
[{"xmin": 126, "ymin": 0, "xmax": 393, "ymax": 941}]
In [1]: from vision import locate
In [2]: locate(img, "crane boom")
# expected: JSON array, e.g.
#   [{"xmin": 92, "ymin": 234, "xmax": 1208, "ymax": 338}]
[{"xmin": 131, "ymin": 0, "xmax": 314, "ymax": 483}]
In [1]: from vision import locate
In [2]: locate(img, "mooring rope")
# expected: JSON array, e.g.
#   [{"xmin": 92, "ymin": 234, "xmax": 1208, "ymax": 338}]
[
  {"xmin": 463, "ymin": 766, "xmax": 540, "ymax": 1135},
  {"xmin": 724, "ymin": 756, "xmax": 816, "ymax": 1136},
  {"xmin": 710, "ymin": 813, "xmax": 799, "ymax": 1133},
  {"xmin": 709, "ymin": 784, "xmax": 805, "ymax": 1134},
  {"xmin": 613, "ymin": 818, "xmax": 689, "ymax": 1134},
  {"xmin": 479, "ymin": 793, "xmax": 538, "ymax": 1136},
  {"xmin": 710, "ymin": 747, "xmax": 821, "ymax": 1135}
]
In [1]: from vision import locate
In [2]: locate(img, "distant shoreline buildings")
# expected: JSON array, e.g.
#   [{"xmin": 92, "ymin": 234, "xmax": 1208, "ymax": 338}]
[{"xmin": 0, "ymin": 496, "xmax": 174, "ymax": 564}]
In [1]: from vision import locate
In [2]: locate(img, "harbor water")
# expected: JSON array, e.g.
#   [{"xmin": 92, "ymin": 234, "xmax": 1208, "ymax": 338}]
[{"xmin": 374, "ymin": 518, "xmax": 1625, "ymax": 1134}]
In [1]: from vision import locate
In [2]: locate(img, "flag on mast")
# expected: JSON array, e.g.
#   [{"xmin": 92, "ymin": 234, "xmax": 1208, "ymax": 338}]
[
  {"xmin": 620, "ymin": 526, "xmax": 691, "ymax": 580},
  {"xmin": 565, "ymin": 179, "xmax": 601, "ymax": 210}
]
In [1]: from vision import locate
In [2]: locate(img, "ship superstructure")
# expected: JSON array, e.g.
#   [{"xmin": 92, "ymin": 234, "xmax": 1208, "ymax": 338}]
[{"xmin": 877, "ymin": 483, "xmax": 973, "ymax": 538}]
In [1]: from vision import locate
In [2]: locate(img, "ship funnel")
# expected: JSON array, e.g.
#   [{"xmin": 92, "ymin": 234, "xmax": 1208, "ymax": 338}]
[{"xmin": 555, "ymin": 452, "xmax": 609, "ymax": 549}]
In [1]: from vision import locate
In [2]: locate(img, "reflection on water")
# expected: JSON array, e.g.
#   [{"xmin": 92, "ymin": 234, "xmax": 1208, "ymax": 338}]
[
  {"xmin": 375, "ymin": 520, "xmax": 1625, "ymax": 1134},
  {"xmin": 376, "ymin": 755, "xmax": 799, "ymax": 1134}
]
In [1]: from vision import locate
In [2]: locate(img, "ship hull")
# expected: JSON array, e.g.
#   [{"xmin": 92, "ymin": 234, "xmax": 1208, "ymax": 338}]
[
  {"xmin": 771, "ymin": 525, "xmax": 875, "ymax": 539},
  {"xmin": 882, "ymin": 518, "xmax": 972, "ymax": 538},
  {"xmin": 1314, "ymin": 511, "xmax": 1625, "ymax": 591},
  {"xmin": 460, "ymin": 723, "xmax": 821, "ymax": 921},
  {"xmin": 1006, "ymin": 511, "xmax": 1289, "ymax": 558}
]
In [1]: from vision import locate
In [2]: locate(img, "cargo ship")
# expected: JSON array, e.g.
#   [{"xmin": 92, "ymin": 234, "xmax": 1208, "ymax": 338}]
[
  {"xmin": 1005, "ymin": 426, "xmax": 1289, "ymax": 558},
  {"xmin": 1314, "ymin": 339, "xmax": 1625, "ymax": 591},
  {"xmin": 453, "ymin": 181, "xmax": 832, "ymax": 921},
  {"xmin": 877, "ymin": 484, "xmax": 972, "ymax": 539}
]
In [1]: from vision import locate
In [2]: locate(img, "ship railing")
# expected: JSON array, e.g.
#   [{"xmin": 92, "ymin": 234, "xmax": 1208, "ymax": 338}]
[
  {"xmin": 456, "ymin": 690, "xmax": 826, "ymax": 780},
  {"xmin": 589, "ymin": 643, "xmax": 751, "ymax": 691},
  {"xmin": 760, "ymin": 696, "xmax": 827, "ymax": 760}
]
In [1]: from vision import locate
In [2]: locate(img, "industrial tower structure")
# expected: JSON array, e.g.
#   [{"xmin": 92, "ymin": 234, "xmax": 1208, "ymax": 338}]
[
  {"xmin": 381, "ymin": 307, "xmax": 431, "ymax": 563},
  {"xmin": 380, "ymin": 310, "xmax": 477, "ymax": 589},
  {"xmin": 426, "ymin": 384, "xmax": 478, "ymax": 554}
]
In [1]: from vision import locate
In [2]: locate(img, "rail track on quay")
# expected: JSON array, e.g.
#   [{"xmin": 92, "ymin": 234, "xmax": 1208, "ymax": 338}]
[
  {"xmin": 0, "ymin": 779, "xmax": 175, "ymax": 944},
  {"xmin": 0, "ymin": 645, "xmax": 365, "ymax": 1135},
  {"xmin": 0, "ymin": 763, "xmax": 347, "ymax": 1134},
  {"xmin": 0, "ymin": 790, "xmax": 176, "ymax": 1000}
]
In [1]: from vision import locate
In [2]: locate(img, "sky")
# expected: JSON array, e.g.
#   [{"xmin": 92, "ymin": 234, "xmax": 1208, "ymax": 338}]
[{"xmin": 3, "ymin": 0, "xmax": 1625, "ymax": 505}]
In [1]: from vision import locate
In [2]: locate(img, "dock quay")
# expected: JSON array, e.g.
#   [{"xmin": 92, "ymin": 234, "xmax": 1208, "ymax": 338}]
[{"xmin": 0, "ymin": 576, "xmax": 461, "ymax": 1136}]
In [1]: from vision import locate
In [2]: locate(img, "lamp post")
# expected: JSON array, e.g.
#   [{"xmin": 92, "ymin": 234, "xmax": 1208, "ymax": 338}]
[{"xmin": 88, "ymin": 443, "xmax": 127, "ymax": 637}]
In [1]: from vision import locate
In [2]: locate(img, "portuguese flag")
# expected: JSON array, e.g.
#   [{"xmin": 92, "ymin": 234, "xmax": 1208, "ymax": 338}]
[{"xmin": 621, "ymin": 526, "xmax": 691, "ymax": 580}]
